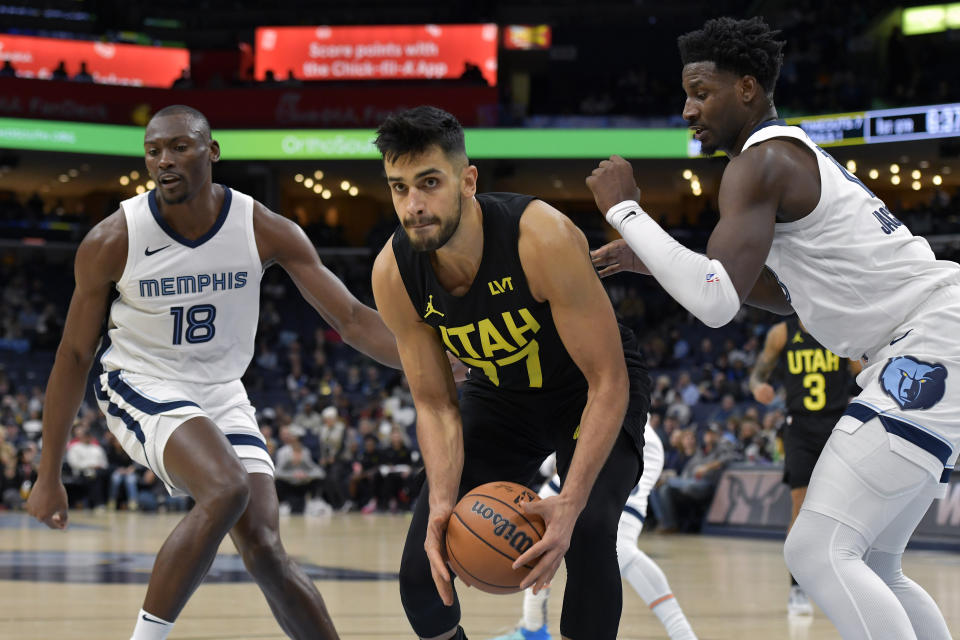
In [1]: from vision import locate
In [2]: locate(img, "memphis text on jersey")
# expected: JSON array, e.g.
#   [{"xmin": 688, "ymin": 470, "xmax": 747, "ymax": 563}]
[
  {"xmin": 138, "ymin": 271, "xmax": 248, "ymax": 298},
  {"xmin": 436, "ymin": 307, "xmax": 542, "ymax": 388}
]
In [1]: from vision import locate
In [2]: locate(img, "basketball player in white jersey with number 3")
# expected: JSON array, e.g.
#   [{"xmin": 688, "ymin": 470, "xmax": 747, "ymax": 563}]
[
  {"xmin": 588, "ymin": 17, "xmax": 955, "ymax": 640},
  {"xmin": 27, "ymin": 105, "xmax": 402, "ymax": 640}
]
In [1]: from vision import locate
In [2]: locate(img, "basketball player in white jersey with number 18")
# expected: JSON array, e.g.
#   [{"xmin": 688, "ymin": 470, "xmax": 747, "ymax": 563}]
[
  {"xmin": 26, "ymin": 105, "xmax": 402, "ymax": 640},
  {"xmin": 588, "ymin": 17, "xmax": 955, "ymax": 640}
]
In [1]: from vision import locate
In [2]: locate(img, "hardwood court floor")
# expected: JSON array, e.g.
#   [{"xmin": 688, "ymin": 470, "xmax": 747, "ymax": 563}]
[{"xmin": 0, "ymin": 510, "xmax": 958, "ymax": 639}]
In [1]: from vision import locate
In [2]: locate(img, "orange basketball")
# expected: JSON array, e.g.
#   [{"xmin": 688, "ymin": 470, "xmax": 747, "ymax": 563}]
[{"xmin": 445, "ymin": 481, "xmax": 546, "ymax": 594}]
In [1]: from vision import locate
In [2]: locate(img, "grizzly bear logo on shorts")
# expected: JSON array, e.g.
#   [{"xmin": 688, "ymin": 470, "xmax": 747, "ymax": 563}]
[{"xmin": 880, "ymin": 356, "xmax": 947, "ymax": 410}]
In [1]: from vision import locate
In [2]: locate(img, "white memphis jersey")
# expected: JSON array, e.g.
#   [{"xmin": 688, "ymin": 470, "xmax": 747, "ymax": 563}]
[
  {"xmin": 99, "ymin": 187, "xmax": 263, "ymax": 383},
  {"xmin": 744, "ymin": 123, "xmax": 960, "ymax": 359}
]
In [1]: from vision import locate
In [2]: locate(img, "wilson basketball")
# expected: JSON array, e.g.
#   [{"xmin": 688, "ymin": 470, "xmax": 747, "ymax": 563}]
[{"xmin": 445, "ymin": 481, "xmax": 546, "ymax": 594}]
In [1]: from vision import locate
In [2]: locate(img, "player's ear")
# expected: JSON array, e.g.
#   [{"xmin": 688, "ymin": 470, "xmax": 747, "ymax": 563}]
[
  {"xmin": 461, "ymin": 163, "xmax": 478, "ymax": 198},
  {"xmin": 209, "ymin": 139, "xmax": 221, "ymax": 164},
  {"xmin": 738, "ymin": 75, "xmax": 760, "ymax": 104}
]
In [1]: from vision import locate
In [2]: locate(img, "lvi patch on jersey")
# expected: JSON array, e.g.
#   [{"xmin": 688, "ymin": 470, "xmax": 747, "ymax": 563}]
[{"xmin": 880, "ymin": 356, "xmax": 948, "ymax": 410}]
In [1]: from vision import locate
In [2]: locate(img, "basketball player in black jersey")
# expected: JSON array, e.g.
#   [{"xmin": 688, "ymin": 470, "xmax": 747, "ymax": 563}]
[
  {"xmin": 750, "ymin": 317, "xmax": 859, "ymax": 616},
  {"xmin": 371, "ymin": 106, "xmax": 650, "ymax": 640}
]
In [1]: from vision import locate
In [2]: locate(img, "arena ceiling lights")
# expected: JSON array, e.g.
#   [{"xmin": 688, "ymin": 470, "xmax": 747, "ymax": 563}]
[{"xmin": 902, "ymin": 4, "xmax": 960, "ymax": 35}]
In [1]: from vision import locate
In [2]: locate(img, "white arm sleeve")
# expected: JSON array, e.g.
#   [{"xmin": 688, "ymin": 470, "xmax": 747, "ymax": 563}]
[{"xmin": 605, "ymin": 200, "xmax": 741, "ymax": 328}]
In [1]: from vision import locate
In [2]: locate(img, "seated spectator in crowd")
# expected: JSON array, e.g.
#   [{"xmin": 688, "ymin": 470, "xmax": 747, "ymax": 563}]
[
  {"xmin": 379, "ymin": 428, "xmax": 415, "ymax": 512},
  {"xmin": 171, "ymin": 68, "xmax": 194, "ymax": 89},
  {"xmin": 674, "ymin": 372, "xmax": 700, "ymax": 406},
  {"xmin": 275, "ymin": 437, "xmax": 325, "ymax": 514},
  {"xmin": 73, "ymin": 62, "xmax": 93, "ymax": 82},
  {"xmin": 135, "ymin": 469, "xmax": 190, "ymax": 513},
  {"xmin": 709, "ymin": 393, "xmax": 741, "ymax": 426},
  {"xmin": 348, "ymin": 434, "xmax": 384, "ymax": 514},
  {"xmin": 1, "ymin": 440, "xmax": 36, "ymax": 509},
  {"xmin": 64, "ymin": 424, "xmax": 108, "ymax": 509},
  {"xmin": 653, "ymin": 427, "xmax": 739, "ymax": 532},
  {"xmin": 0, "ymin": 60, "xmax": 15, "ymax": 77},
  {"xmin": 737, "ymin": 417, "xmax": 774, "ymax": 464},
  {"xmin": 105, "ymin": 431, "xmax": 138, "ymax": 510},
  {"xmin": 51, "ymin": 61, "xmax": 68, "ymax": 81}
]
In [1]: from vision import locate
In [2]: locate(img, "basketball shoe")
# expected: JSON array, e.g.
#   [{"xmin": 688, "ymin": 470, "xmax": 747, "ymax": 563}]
[
  {"xmin": 788, "ymin": 585, "xmax": 814, "ymax": 616},
  {"xmin": 488, "ymin": 625, "xmax": 551, "ymax": 640}
]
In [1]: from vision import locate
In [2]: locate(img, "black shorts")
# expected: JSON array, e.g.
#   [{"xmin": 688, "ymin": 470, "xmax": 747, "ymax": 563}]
[
  {"xmin": 782, "ymin": 413, "xmax": 842, "ymax": 489},
  {"xmin": 399, "ymin": 367, "xmax": 650, "ymax": 640}
]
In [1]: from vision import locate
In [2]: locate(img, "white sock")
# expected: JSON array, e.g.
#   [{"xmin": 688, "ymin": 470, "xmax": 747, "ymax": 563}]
[
  {"xmin": 521, "ymin": 586, "xmax": 550, "ymax": 631},
  {"xmin": 131, "ymin": 608, "xmax": 174, "ymax": 640},
  {"xmin": 622, "ymin": 551, "xmax": 697, "ymax": 640},
  {"xmin": 649, "ymin": 596, "xmax": 698, "ymax": 640}
]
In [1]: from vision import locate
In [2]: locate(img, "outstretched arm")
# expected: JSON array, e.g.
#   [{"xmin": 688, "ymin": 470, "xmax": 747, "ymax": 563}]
[
  {"xmin": 587, "ymin": 150, "xmax": 794, "ymax": 326},
  {"xmin": 27, "ymin": 211, "xmax": 126, "ymax": 529},
  {"xmin": 254, "ymin": 203, "xmax": 401, "ymax": 368},
  {"xmin": 750, "ymin": 321, "xmax": 787, "ymax": 404}
]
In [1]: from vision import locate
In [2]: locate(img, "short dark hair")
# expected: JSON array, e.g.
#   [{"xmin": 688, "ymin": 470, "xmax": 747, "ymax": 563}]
[
  {"xmin": 678, "ymin": 17, "xmax": 785, "ymax": 95},
  {"xmin": 149, "ymin": 104, "xmax": 211, "ymax": 140},
  {"xmin": 374, "ymin": 105, "xmax": 466, "ymax": 164}
]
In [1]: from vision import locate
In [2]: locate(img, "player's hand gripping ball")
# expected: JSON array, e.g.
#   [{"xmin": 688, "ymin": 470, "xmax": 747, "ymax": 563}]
[{"xmin": 445, "ymin": 481, "xmax": 546, "ymax": 594}]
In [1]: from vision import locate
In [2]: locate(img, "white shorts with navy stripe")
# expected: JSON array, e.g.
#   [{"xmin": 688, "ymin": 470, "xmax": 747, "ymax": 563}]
[
  {"xmin": 539, "ymin": 422, "xmax": 664, "ymax": 532},
  {"xmin": 95, "ymin": 369, "xmax": 273, "ymax": 497}
]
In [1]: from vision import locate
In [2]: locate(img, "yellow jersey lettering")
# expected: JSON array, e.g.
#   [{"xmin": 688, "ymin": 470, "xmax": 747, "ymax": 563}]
[
  {"xmin": 496, "ymin": 339, "xmax": 542, "ymax": 388},
  {"xmin": 478, "ymin": 318, "xmax": 516, "ymax": 357},
  {"xmin": 488, "ymin": 277, "xmax": 514, "ymax": 295},
  {"xmin": 445, "ymin": 324, "xmax": 481, "ymax": 359},
  {"xmin": 811, "ymin": 349, "xmax": 827, "ymax": 373},
  {"xmin": 826, "ymin": 351, "xmax": 840, "ymax": 372},
  {"xmin": 439, "ymin": 326, "xmax": 460, "ymax": 357},
  {"xmin": 502, "ymin": 308, "xmax": 540, "ymax": 346},
  {"xmin": 787, "ymin": 351, "xmax": 803, "ymax": 375}
]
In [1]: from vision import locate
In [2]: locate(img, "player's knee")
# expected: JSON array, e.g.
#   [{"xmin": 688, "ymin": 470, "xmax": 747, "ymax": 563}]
[
  {"xmin": 200, "ymin": 472, "xmax": 251, "ymax": 519},
  {"xmin": 398, "ymin": 552, "xmax": 432, "ymax": 600},
  {"xmin": 239, "ymin": 525, "xmax": 285, "ymax": 574},
  {"xmin": 616, "ymin": 531, "xmax": 639, "ymax": 572},
  {"xmin": 784, "ymin": 516, "xmax": 829, "ymax": 580}
]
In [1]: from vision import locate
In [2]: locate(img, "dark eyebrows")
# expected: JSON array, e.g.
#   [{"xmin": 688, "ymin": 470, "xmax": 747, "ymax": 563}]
[
  {"xmin": 386, "ymin": 167, "xmax": 442, "ymax": 183},
  {"xmin": 143, "ymin": 134, "xmax": 198, "ymax": 147}
]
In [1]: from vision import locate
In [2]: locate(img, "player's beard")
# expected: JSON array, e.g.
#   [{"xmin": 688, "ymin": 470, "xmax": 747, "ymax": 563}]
[{"xmin": 406, "ymin": 192, "xmax": 462, "ymax": 252}]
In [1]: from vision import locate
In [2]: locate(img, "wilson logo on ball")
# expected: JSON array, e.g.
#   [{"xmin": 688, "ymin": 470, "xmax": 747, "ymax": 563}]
[{"xmin": 469, "ymin": 501, "xmax": 536, "ymax": 553}]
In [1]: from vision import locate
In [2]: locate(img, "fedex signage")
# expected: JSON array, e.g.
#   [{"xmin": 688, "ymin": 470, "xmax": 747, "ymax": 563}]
[
  {"xmin": 255, "ymin": 24, "xmax": 498, "ymax": 86},
  {"xmin": 0, "ymin": 34, "xmax": 188, "ymax": 88}
]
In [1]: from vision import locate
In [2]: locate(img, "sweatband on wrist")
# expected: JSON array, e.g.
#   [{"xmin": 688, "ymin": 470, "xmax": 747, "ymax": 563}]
[{"xmin": 604, "ymin": 200, "xmax": 741, "ymax": 328}]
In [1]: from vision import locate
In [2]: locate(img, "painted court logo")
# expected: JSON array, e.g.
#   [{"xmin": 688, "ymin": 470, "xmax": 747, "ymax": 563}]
[{"xmin": 880, "ymin": 355, "xmax": 947, "ymax": 410}]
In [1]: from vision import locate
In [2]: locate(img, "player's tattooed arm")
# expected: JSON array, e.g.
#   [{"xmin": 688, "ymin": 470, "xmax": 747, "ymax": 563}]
[
  {"xmin": 750, "ymin": 320, "xmax": 786, "ymax": 404},
  {"xmin": 253, "ymin": 203, "xmax": 402, "ymax": 368},
  {"xmin": 28, "ymin": 210, "xmax": 127, "ymax": 530}
]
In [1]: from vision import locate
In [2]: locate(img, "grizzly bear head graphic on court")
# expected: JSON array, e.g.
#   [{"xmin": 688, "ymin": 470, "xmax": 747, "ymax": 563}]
[{"xmin": 880, "ymin": 356, "xmax": 947, "ymax": 411}]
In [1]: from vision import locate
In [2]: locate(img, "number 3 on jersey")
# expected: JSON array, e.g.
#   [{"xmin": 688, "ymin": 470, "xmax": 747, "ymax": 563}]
[
  {"xmin": 170, "ymin": 304, "xmax": 217, "ymax": 345},
  {"xmin": 802, "ymin": 372, "xmax": 826, "ymax": 411}
]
